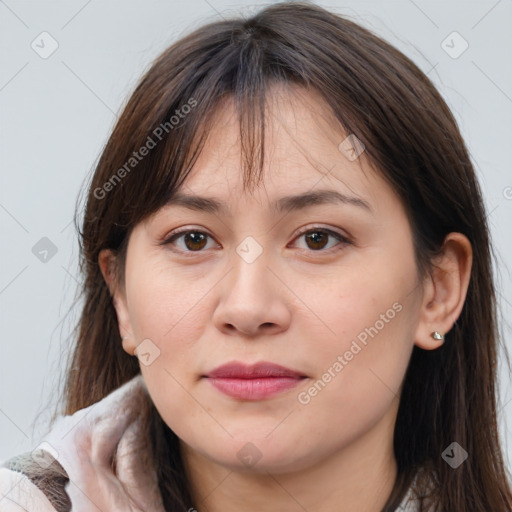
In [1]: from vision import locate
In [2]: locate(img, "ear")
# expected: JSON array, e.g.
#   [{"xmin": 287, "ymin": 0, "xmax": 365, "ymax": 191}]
[
  {"xmin": 98, "ymin": 249, "xmax": 137, "ymax": 356},
  {"xmin": 414, "ymin": 232, "xmax": 473, "ymax": 350}
]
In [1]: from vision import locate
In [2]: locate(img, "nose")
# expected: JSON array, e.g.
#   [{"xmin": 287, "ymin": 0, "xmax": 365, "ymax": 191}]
[{"xmin": 212, "ymin": 249, "xmax": 291, "ymax": 338}]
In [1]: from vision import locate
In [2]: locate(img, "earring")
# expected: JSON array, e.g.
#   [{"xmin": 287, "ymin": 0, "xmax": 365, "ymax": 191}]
[{"xmin": 431, "ymin": 331, "xmax": 444, "ymax": 341}]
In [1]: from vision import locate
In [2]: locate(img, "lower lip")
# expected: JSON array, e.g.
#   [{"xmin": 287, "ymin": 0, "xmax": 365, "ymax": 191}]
[{"xmin": 206, "ymin": 377, "xmax": 304, "ymax": 400}]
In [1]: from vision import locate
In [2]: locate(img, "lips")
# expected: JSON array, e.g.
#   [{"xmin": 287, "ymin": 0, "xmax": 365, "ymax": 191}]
[
  {"xmin": 206, "ymin": 361, "xmax": 305, "ymax": 379},
  {"xmin": 204, "ymin": 361, "xmax": 306, "ymax": 400}
]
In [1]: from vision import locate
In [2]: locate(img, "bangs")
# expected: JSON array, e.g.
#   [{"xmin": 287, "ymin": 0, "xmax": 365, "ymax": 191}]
[
  {"xmin": 108, "ymin": 33, "xmax": 284, "ymax": 233},
  {"xmin": 88, "ymin": 1, "xmax": 458, "ymax": 274}
]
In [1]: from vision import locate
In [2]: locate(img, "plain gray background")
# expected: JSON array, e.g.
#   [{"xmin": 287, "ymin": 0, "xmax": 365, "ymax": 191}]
[{"xmin": 1, "ymin": 0, "xmax": 511, "ymax": 474}]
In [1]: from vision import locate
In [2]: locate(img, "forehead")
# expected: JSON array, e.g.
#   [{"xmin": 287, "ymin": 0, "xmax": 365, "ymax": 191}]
[{"xmin": 176, "ymin": 83, "xmax": 387, "ymax": 210}]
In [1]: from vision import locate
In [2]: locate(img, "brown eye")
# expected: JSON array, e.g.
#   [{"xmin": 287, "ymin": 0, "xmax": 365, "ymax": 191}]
[
  {"xmin": 162, "ymin": 226, "xmax": 351, "ymax": 256},
  {"xmin": 181, "ymin": 232, "xmax": 208, "ymax": 251},
  {"xmin": 304, "ymin": 231, "xmax": 329, "ymax": 250},
  {"xmin": 292, "ymin": 228, "xmax": 351, "ymax": 253},
  {"xmin": 163, "ymin": 230, "xmax": 216, "ymax": 253}
]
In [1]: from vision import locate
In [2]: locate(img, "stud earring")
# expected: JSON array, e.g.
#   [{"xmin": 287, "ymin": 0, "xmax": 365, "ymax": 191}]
[{"xmin": 431, "ymin": 331, "xmax": 444, "ymax": 341}]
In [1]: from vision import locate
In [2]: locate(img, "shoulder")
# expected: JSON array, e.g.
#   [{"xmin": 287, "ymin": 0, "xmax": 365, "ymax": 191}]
[{"xmin": 0, "ymin": 466, "xmax": 57, "ymax": 512}]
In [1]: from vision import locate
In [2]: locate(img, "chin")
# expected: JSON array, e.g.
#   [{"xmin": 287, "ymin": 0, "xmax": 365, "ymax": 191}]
[{"xmin": 201, "ymin": 436, "xmax": 318, "ymax": 475}]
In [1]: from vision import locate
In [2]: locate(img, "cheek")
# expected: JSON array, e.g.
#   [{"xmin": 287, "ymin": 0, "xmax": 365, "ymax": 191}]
[
  {"xmin": 125, "ymin": 259, "xmax": 210, "ymax": 352},
  {"xmin": 293, "ymin": 314, "xmax": 412, "ymax": 456},
  {"xmin": 307, "ymin": 259, "xmax": 414, "ymax": 355},
  {"xmin": 293, "ymin": 254, "xmax": 419, "ymax": 437},
  {"xmin": 127, "ymin": 268, "xmax": 210, "ymax": 439},
  {"xmin": 124, "ymin": 259, "xmax": 215, "ymax": 427}
]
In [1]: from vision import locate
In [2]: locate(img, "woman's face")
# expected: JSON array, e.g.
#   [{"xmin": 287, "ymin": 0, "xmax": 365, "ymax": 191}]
[{"xmin": 111, "ymin": 84, "xmax": 427, "ymax": 474}]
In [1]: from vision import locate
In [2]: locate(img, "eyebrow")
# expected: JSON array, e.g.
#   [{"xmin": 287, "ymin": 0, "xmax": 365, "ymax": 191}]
[{"xmin": 165, "ymin": 189, "xmax": 372, "ymax": 215}]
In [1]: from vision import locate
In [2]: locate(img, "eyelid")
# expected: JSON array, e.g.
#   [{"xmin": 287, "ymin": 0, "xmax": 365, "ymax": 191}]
[
  {"xmin": 292, "ymin": 225, "xmax": 351, "ymax": 243},
  {"xmin": 160, "ymin": 227, "xmax": 219, "ymax": 252},
  {"xmin": 161, "ymin": 225, "xmax": 352, "ymax": 255}
]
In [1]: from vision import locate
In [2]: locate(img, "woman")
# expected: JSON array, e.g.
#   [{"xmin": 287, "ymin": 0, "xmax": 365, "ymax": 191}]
[{"xmin": 1, "ymin": 2, "xmax": 511, "ymax": 511}]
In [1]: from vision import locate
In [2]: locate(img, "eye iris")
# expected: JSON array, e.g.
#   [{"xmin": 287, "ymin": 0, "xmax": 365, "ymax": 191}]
[
  {"xmin": 305, "ymin": 231, "xmax": 328, "ymax": 250},
  {"xmin": 176, "ymin": 230, "xmax": 335, "ymax": 252},
  {"xmin": 184, "ymin": 232, "xmax": 207, "ymax": 251}
]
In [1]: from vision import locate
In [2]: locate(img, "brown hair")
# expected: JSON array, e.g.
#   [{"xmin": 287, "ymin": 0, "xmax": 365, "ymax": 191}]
[{"xmin": 53, "ymin": 2, "xmax": 512, "ymax": 510}]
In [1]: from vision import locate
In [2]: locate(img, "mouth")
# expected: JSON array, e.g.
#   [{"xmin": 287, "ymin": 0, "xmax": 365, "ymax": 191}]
[{"xmin": 202, "ymin": 361, "xmax": 307, "ymax": 401}]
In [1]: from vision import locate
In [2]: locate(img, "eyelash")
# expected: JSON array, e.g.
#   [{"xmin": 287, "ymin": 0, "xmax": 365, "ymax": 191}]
[{"xmin": 161, "ymin": 226, "xmax": 352, "ymax": 257}]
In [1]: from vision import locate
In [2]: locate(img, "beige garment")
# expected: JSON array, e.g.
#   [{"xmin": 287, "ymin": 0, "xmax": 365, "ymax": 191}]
[
  {"xmin": 0, "ymin": 468, "xmax": 56, "ymax": 511},
  {"xmin": 0, "ymin": 375, "xmax": 164, "ymax": 512}
]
